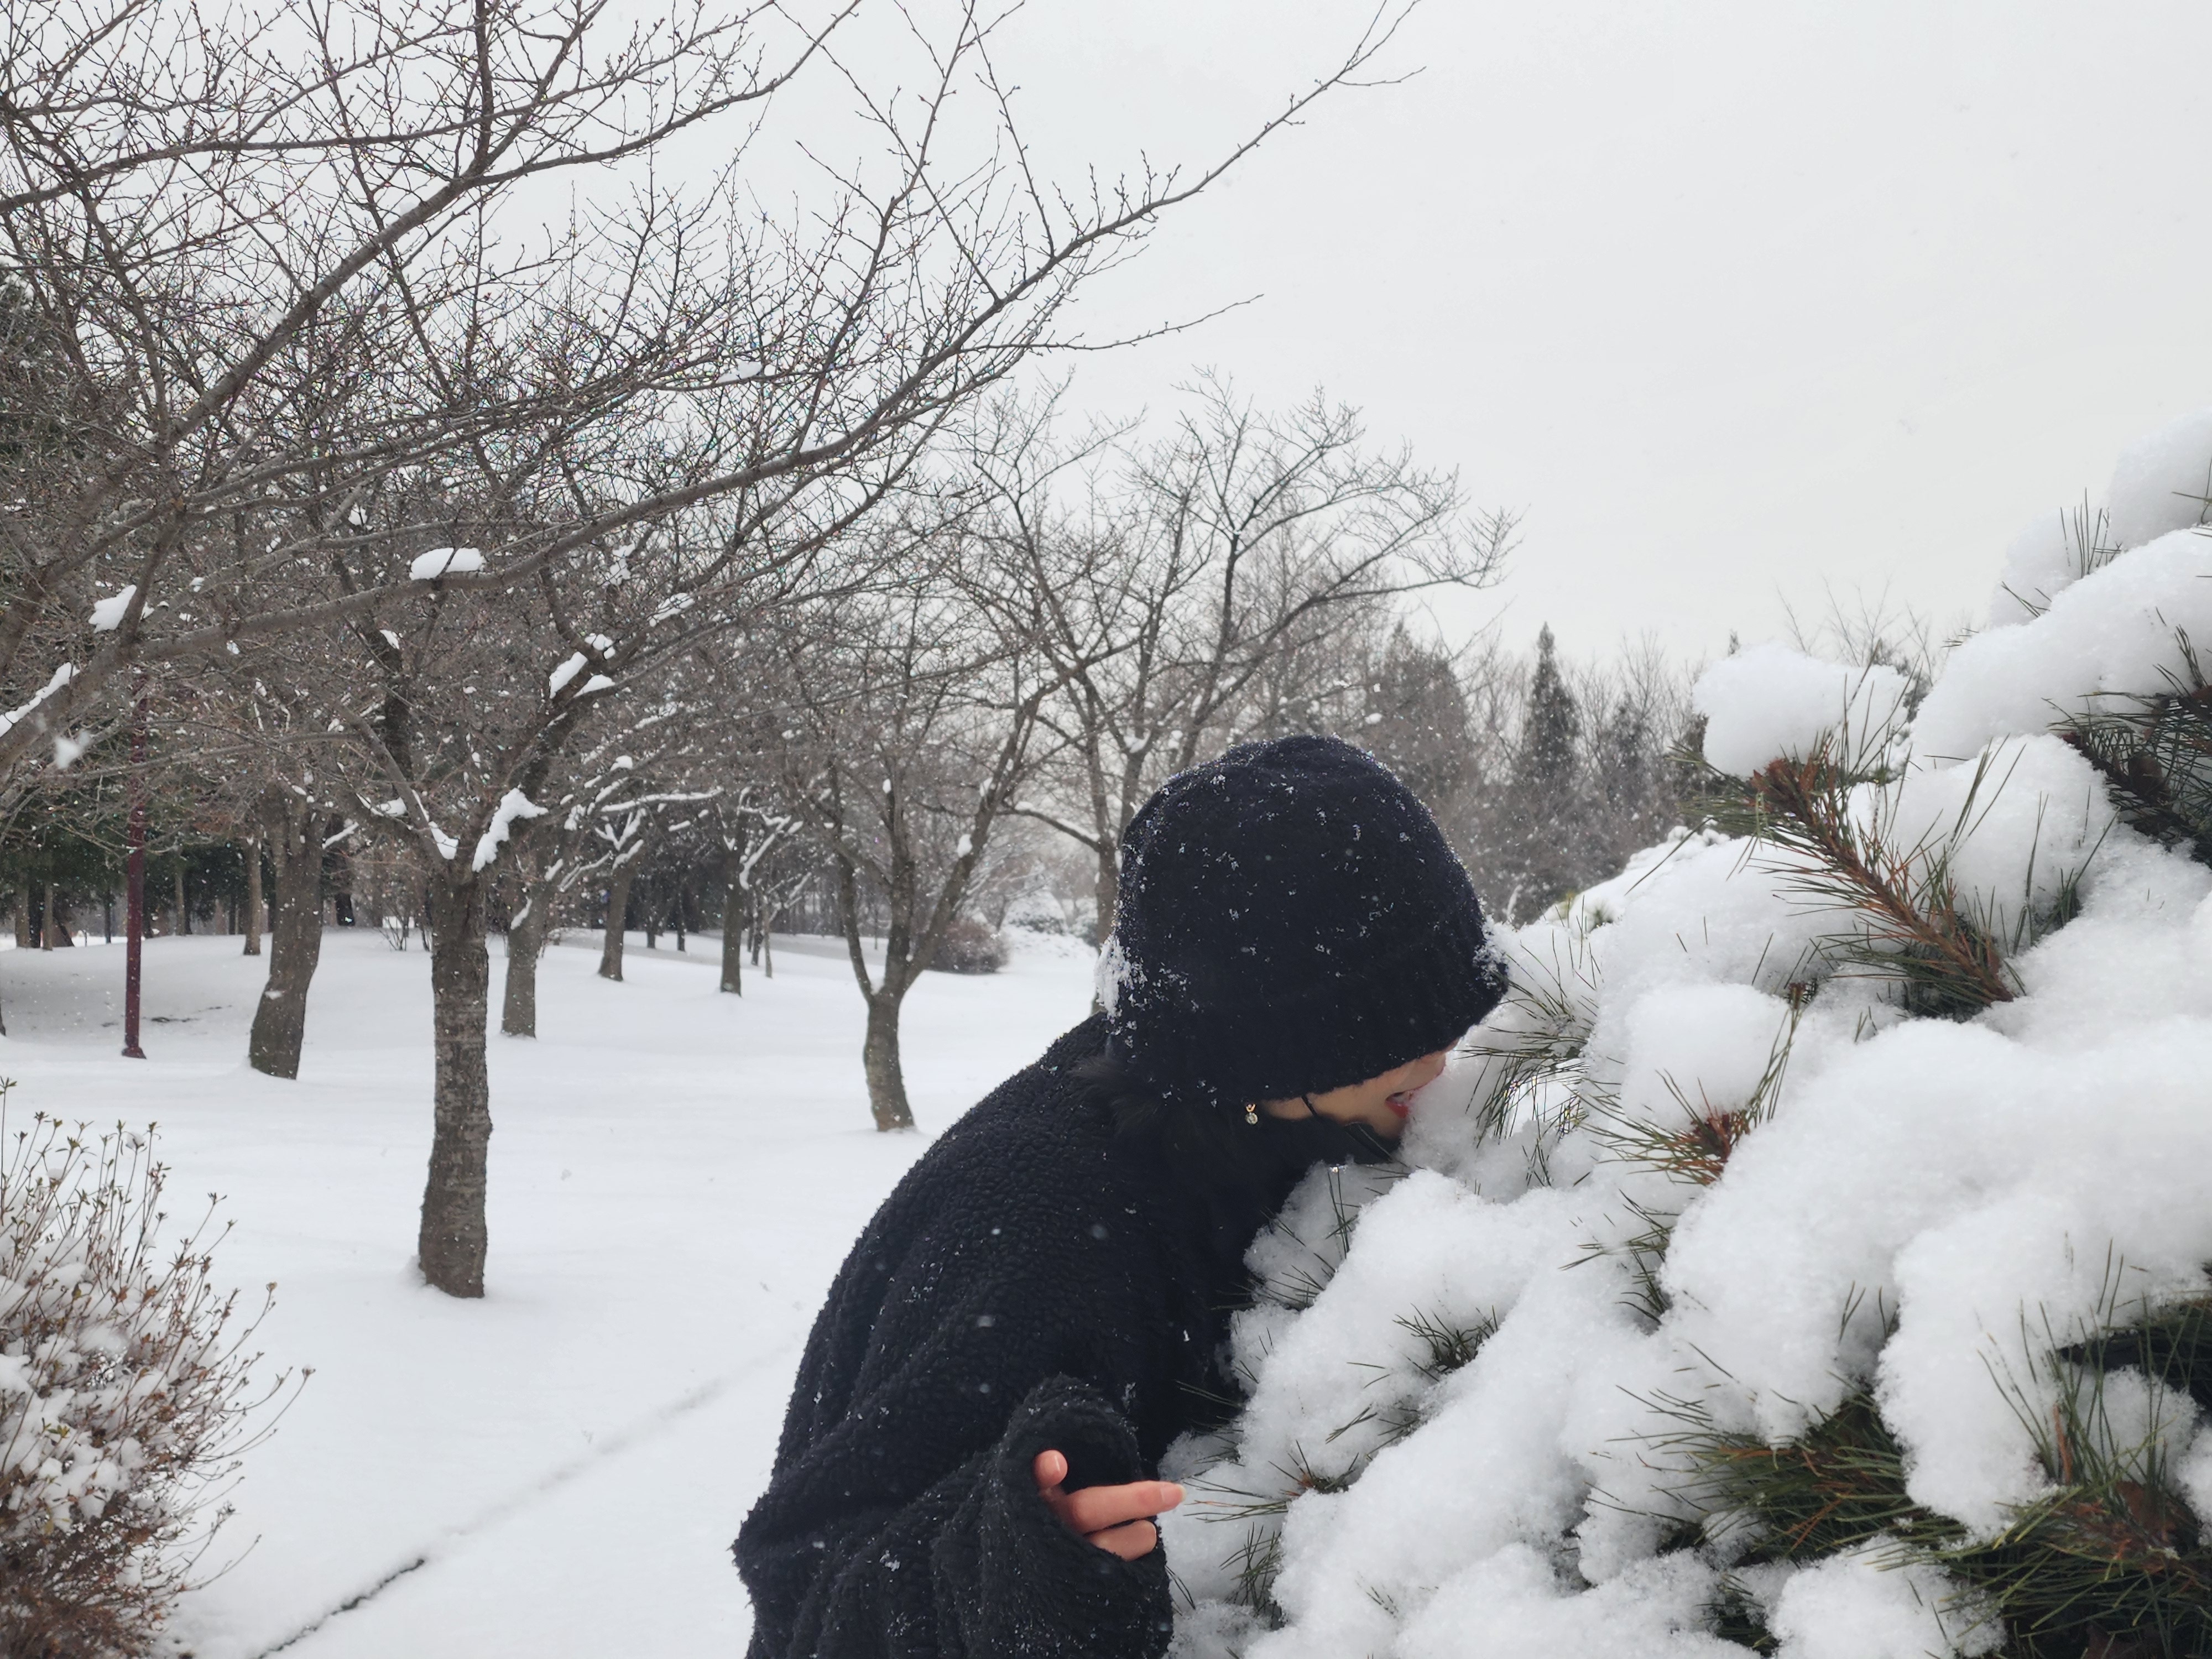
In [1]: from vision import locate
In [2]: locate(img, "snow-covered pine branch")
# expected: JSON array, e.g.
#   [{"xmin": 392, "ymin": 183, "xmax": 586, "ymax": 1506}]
[{"xmin": 1162, "ymin": 406, "xmax": 2212, "ymax": 1659}]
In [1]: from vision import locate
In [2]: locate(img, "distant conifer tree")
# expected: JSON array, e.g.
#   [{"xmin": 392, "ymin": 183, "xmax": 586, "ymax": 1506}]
[{"xmin": 1500, "ymin": 625, "xmax": 1583, "ymax": 921}]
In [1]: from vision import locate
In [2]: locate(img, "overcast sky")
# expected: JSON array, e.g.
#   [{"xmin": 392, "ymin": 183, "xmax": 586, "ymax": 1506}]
[{"xmin": 831, "ymin": 0, "xmax": 2212, "ymax": 666}]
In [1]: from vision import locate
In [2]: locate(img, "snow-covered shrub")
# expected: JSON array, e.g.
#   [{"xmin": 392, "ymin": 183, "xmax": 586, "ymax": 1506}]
[
  {"xmin": 928, "ymin": 916, "xmax": 1005, "ymax": 974},
  {"xmin": 0, "ymin": 1103, "xmax": 294, "ymax": 1657},
  {"xmin": 999, "ymin": 884, "xmax": 1080, "ymax": 937},
  {"xmin": 1162, "ymin": 409, "xmax": 2212, "ymax": 1659}
]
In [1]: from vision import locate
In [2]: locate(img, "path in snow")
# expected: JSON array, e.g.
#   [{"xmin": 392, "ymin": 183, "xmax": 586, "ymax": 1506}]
[{"xmin": 0, "ymin": 925, "xmax": 1094, "ymax": 1658}]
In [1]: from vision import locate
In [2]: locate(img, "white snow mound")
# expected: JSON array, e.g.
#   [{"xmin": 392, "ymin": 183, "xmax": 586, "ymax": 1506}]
[
  {"xmin": 1914, "ymin": 527, "xmax": 2212, "ymax": 762},
  {"xmin": 411, "ymin": 546, "xmax": 486, "ymax": 580},
  {"xmin": 2106, "ymin": 404, "xmax": 2212, "ymax": 551},
  {"xmin": 1691, "ymin": 643, "xmax": 1911, "ymax": 776},
  {"xmin": 88, "ymin": 586, "xmax": 136, "ymax": 632}
]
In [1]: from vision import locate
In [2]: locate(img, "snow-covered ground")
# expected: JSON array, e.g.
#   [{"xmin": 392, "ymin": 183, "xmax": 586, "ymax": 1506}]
[{"xmin": 0, "ymin": 926, "xmax": 1095, "ymax": 1658}]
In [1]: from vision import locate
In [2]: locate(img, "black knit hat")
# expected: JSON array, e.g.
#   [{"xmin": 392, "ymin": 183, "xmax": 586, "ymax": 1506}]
[{"xmin": 1101, "ymin": 734, "xmax": 1508, "ymax": 1109}]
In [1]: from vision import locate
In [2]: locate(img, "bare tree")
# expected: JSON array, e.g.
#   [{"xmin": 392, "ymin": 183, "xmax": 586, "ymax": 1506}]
[
  {"xmin": 967, "ymin": 378, "xmax": 1512, "ymax": 935},
  {"xmin": 8, "ymin": 0, "xmax": 1417, "ymax": 1296},
  {"xmin": 740, "ymin": 836, "xmax": 818, "ymax": 981},
  {"xmin": 711, "ymin": 791, "xmax": 802, "ymax": 995},
  {"xmin": 768, "ymin": 556, "xmax": 1060, "ymax": 1129},
  {"xmin": 594, "ymin": 800, "xmax": 654, "ymax": 984},
  {"xmin": 497, "ymin": 714, "xmax": 701, "ymax": 1034},
  {"xmin": 0, "ymin": 0, "xmax": 1412, "ymax": 795}
]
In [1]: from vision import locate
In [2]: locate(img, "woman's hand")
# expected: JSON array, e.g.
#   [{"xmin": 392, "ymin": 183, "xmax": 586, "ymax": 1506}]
[{"xmin": 1031, "ymin": 1449, "xmax": 1183, "ymax": 1560}]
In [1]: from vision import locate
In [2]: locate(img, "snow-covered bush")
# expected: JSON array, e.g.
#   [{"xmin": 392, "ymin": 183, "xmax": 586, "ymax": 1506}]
[
  {"xmin": 0, "ymin": 1103, "xmax": 294, "ymax": 1657},
  {"xmin": 1163, "ymin": 408, "xmax": 2212, "ymax": 1658},
  {"xmin": 929, "ymin": 916, "xmax": 1006, "ymax": 974}
]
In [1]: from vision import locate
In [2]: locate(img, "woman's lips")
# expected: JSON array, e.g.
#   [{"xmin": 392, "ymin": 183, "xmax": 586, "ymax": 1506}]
[{"xmin": 1385, "ymin": 1093, "xmax": 1412, "ymax": 1119}]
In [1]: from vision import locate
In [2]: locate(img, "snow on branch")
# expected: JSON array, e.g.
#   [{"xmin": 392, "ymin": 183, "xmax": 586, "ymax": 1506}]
[
  {"xmin": 410, "ymin": 547, "xmax": 486, "ymax": 581},
  {"xmin": 549, "ymin": 654, "xmax": 590, "ymax": 696},
  {"xmin": 472, "ymin": 789, "xmax": 549, "ymax": 872},
  {"xmin": 88, "ymin": 587, "xmax": 138, "ymax": 632},
  {"xmin": 0, "ymin": 664, "xmax": 76, "ymax": 739}
]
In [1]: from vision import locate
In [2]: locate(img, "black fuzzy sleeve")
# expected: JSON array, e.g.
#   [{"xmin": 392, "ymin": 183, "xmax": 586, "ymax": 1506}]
[
  {"xmin": 931, "ymin": 1376, "xmax": 1172, "ymax": 1658},
  {"xmin": 740, "ymin": 1376, "xmax": 1170, "ymax": 1659}
]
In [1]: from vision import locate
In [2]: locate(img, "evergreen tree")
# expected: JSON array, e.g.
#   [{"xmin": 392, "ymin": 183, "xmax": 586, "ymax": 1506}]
[{"xmin": 1500, "ymin": 624, "xmax": 1582, "ymax": 922}]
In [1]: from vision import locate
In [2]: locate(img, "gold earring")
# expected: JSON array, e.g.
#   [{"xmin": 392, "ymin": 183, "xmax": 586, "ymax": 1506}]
[{"xmin": 1244, "ymin": 1102, "xmax": 1259, "ymax": 1126}]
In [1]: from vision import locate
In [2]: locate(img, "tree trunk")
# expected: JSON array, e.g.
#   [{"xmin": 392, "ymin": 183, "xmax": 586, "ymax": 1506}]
[
  {"xmin": 598, "ymin": 863, "xmax": 632, "ymax": 981},
  {"xmin": 40, "ymin": 882, "xmax": 58, "ymax": 949},
  {"xmin": 174, "ymin": 860, "xmax": 190, "ymax": 935},
  {"xmin": 327, "ymin": 818, "xmax": 355, "ymax": 927},
  {"xmin": 862, "ymin": 992, "xmax": 914, "ymax": 1130},
  {"xmin": 248, "ymin": 803, "xmax": 326, "ymax": 1078},
  {"xmin": 11, "ymin": 889, "xmax": 25, "ymax": 948},
  {"xmin": 242, "ymin": 833, "xmax": 263, "ymax": 956},
  {"xmin": 719, "ymin": 861, "xmax": 743, "ymax": 994},
  {"xmin": 502, "ymin": 887, "xmax": 546, "ymax": 1037},
  {"xmin": 420, "ymin": 873, "xmax": 492, "ymax": 1298},
  {"xmin": 122, "ymin": 697, "xmax": 147, "ymax": 1058}
]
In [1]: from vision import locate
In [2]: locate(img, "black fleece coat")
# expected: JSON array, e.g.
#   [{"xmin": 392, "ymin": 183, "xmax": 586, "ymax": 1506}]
[{"xmin": 734, "ymin": 1014, "xmax": 1391, "ymax": 1659}]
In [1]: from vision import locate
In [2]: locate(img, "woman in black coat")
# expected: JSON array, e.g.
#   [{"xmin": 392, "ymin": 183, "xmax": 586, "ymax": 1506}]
[{"xmin": 734, "ymin": 735, "xmax": 1508, "ymax": 1659}]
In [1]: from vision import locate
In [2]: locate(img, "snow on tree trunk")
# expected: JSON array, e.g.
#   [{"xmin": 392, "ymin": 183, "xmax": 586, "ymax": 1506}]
[
  {"xmin": 862, "ymin": 993, "xmax": 913, "ymax": 1131},
  {"xmin": 502, "ymin": 896, "xmax": 545, "ymax": 1037},
  {"xmin": 248, "ymin": 804, "xmax": 326, "ymax": 1079},
  {"xmin": 242, "ymin": 832, "xmax": 263, "ymax": 956},
  {"xmin": 419, "ymin": 873, "xmax": 492, "ymax": 1298},
  {"xmin": 598, "ymin": 863, "xmax": 632, "ymax": 982}
]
